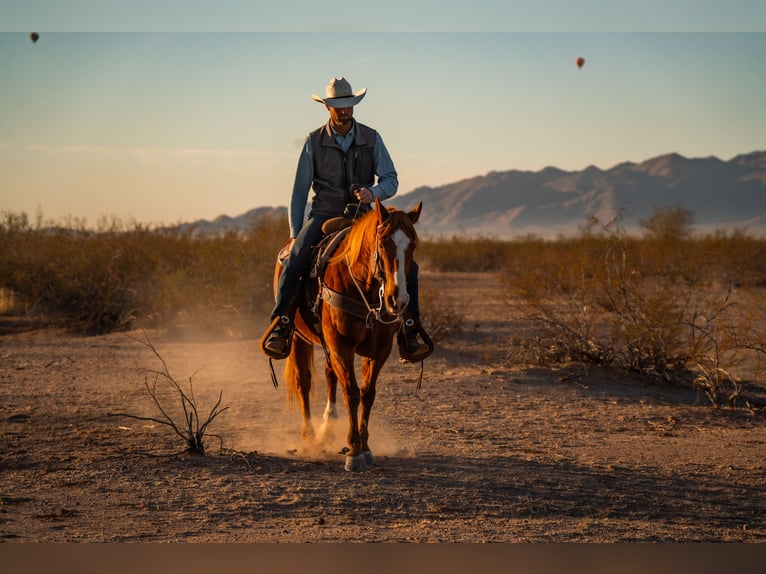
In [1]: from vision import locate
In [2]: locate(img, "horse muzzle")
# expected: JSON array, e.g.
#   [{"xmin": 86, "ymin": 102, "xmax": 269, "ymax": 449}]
[{"xmin": 382, "ymin": 285, "xmax": 409, "ymax": 317}]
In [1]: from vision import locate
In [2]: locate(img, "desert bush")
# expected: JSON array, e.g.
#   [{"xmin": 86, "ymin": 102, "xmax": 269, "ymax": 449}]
[
  {"xmin": 418, "ymin": 235, "xmax": 516, "ymax": 272},
  {"xmin": 3, "ymin": 206, "xmax": 764, "ymax": 407},
  {"xmin": 639, "ymin": 204, "xmax": 694, "ymax": 242},
  {"xmin": 108, "ymin": 331, "xmax": 229, "ymax": 455},
  {"xmin": 0, "ymin": 210, "xmax": 287, "ymax": 333},
  {"xmin": 501, "ymin": 212, "xmax": 766, "ymax": 406}
]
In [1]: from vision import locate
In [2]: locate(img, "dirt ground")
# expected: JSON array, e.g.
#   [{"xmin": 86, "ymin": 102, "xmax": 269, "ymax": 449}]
[{"xmin": 1, "ymin": 272, "xmax": 765, "ymax": 542}]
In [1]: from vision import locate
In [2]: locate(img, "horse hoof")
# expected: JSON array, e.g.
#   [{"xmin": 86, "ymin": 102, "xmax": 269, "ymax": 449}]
[
  {"xmin": 362, "ymin": 450, "xmax": 374, "ymax": 466},
  {"xmin": 344, "ymin": 454, "xmax": 368, "ymax": 472}
]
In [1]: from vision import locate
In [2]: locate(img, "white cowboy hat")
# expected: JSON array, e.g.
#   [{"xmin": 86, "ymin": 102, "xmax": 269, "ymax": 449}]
[{"xmin": 311, "ymin": 76, "xmax": 367, "ymax": 108}]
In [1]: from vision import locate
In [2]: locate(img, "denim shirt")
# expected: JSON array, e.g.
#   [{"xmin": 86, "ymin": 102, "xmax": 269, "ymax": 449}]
[{"xmin": 288, "ymin": 121, "xmax": 398, "ymax": 237}]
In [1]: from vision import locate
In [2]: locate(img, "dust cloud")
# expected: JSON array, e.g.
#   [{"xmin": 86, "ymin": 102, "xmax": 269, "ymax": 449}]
[{"xmin": 126, "ymin": 326, "xmax": 415, "ymax": 464}]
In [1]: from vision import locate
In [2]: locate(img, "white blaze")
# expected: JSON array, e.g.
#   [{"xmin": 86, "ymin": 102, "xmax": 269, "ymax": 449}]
[{"xmin": 392, "ymin": 229, "xmax": 411, "ymax": 307}]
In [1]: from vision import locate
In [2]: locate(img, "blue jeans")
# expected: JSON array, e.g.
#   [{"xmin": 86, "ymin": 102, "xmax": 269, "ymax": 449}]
[
  {"xmin": 270, "ymin": 215, "xmax": 421, "ymax": 321},
  {"xmin": 271, "ymin": 214, "xmax": 331, "ymax": 320}
]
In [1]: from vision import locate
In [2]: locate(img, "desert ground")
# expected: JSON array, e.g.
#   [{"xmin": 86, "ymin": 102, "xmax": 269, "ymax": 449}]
[{"xmin": 1, "ymin": 272, "xmax": 765, "ymax": 542}]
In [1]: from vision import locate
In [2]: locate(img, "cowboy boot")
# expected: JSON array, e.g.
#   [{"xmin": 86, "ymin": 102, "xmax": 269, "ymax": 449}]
[
  {"xmin": 398, "ymin": 317, "xmax": 432, "ymax": 363},
  {"xmin": 260, "ymin": 315, "xmax": 294, "ymax": 360}
]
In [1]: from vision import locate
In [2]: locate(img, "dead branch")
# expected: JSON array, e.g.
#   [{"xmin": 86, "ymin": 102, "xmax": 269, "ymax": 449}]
[{"xmin": 107, "ymin": 330, "xmax": 229, "ymax": 455}]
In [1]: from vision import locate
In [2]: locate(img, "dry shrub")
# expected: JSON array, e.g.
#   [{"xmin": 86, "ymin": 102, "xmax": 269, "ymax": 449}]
[
  {"xmin": 108, "ymin": 331, "xmax": 229, "ymax": 455},
  {"xmin": 418, "ymin": 235, "xmax": 515, "ymax": 272},
  {"xmin": 418, "ymin": 279, "xmax": 464, "ymax": 342},
  {"xmin": 4, "ymin": 206, "xmax": 765, "ymax": 407},
  {"xmin": 501, "ymin": 211, "xmax": 766, "ymax": 407},
  {"xmin": 0, "ymin": 210, "xmax": 287, "ymax": 333},
  {"xmin": 0, "ymin": 287, "xmax": 20, "ymax": 315}
]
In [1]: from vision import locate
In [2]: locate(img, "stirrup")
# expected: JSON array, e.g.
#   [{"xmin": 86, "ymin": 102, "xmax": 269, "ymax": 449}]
[
  {"xmin": 397, "ymin": 318, "xmax": 434, "ymax": 363},
  {"xmin": 259, "ymin": 315, "xmax": 293, "ymax": 360}
]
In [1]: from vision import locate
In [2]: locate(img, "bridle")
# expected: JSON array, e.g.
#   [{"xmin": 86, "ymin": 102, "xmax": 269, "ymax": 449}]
[{"xmin": 343, "ymin": 222, "xmax": 410, "ymax": 329}]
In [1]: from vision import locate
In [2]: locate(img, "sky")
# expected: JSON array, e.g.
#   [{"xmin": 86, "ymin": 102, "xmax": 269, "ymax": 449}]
[{"xmin": 1, "ymin": 1, "xmax": 766, "ymax": 227}]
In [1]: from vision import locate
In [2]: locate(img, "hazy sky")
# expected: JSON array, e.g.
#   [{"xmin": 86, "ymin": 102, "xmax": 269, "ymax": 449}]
[{"xmin": 2, "ymin": 2, "xmax": 765, "ymax": 226}]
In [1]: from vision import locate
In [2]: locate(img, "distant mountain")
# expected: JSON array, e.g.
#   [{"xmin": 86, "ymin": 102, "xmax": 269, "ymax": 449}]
[
  {"xmin": 175, "ymin": 151, "xmax": 766, "ymax": 238},
  {"xmin": 391, "ymin": 150, "xmax": 766, "ymax": 238},
  {"xmin": 169, "ymin": 206, "xmax": 287, "ymax": 235}
]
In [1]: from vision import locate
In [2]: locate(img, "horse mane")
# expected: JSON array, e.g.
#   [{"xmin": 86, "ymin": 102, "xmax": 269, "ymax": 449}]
[
  {"xmin": 331, "ymin": 209, "xmax": 378, "ymax": 267},
  {"xmin": 331, "ymin": 205, "xmax": 418, "ymax": 270}
]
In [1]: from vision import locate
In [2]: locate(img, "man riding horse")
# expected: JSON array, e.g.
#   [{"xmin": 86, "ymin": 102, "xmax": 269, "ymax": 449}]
[{"xmin": 260, "ymin": 76, "xmax": 431, "ymax": 363}]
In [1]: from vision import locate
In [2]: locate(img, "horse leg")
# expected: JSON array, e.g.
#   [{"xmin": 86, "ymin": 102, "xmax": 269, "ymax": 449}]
[
  {"xmin": 318, "ymin": 361, "xmax": 338, "ymax": 444},
  {"xmin": 285, "ymin": 335, "xmax": 315, "ymax": 442},
  {"xmin": 328, "ymin": 347, "xmax": 367, "ymax": 471},
  {"xmin": 359, "ymin": 357, "xmax": 386, "ymax": 467}
]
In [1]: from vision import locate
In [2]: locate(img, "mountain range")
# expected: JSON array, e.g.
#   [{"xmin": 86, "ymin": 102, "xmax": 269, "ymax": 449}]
[{"xmin": 177, "ymin": 150, "xmax": 766, "ymax": 239}]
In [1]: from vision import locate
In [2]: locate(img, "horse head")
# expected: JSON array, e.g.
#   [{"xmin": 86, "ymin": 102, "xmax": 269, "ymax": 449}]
[{"xmin": 373, "ymin": 198, "xmax": 422, "ymax": 317}]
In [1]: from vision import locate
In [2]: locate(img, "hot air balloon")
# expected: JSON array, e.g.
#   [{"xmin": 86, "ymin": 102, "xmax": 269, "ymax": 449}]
[
  {"xmin": 576, "ymin": 57, "xmax": 585, "ymax": 69},
  {"xmin": 29, "ymin": 32, "xmax": 39, "ymax": 43}
]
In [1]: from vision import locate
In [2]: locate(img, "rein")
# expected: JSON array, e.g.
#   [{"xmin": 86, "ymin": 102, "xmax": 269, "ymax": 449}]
[{"xmin": 343, "ymin": 253, "xmax": 403, "ymax": 328}]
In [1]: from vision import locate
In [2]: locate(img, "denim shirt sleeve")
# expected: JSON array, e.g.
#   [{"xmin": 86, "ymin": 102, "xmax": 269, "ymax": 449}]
[
  {"xmin": 288, "ymin": 137, "xmax": 313, "ymax": 237},
  {"xmin": 371, "ymin": 132, "xmax": 398, "ymax": 202}
]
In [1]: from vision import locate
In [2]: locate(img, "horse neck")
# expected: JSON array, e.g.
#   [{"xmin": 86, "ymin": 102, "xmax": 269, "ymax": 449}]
[{"xmin": 343, "ymin": 219, "xmax": 379, "ymax": 288}]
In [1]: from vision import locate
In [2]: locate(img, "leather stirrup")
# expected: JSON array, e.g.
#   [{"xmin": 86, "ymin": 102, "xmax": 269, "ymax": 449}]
[
  {"xmin": 259, "ymin": 316, "xmax": 293, "ymax": 361},
  {"xmin": 397, "ymin": 321, "xmax": 434, "ymax": 363}
]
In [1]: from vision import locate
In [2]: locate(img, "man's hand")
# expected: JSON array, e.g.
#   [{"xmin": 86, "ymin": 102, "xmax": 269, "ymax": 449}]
[{"xmin": 354, "ymin": 186, "xmax": 373, "ymax": 204}]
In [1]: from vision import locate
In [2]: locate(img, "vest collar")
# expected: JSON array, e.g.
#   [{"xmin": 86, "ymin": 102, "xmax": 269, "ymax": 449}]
[{"xmin": 321, "ymin": 119, "xmax": 374, "ymax": 148}]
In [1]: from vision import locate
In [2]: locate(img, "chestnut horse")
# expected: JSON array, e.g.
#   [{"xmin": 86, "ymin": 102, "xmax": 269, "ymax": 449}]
[{"xmin": 283, "ymin": 199, "xmax": 422, "ymax": 471}]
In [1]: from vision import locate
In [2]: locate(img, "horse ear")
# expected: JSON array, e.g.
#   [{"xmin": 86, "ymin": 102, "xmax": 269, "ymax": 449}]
[
  {"xmin": 375, "ymin": 198, "xmax": 391, "ymax": 224},
  {"xmin": 408, "ymin": 202, "xmax": 422, "ymax": 224}
]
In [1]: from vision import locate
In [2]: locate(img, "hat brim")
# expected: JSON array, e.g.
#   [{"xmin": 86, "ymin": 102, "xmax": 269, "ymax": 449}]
[{"xmin": 310, "ymin": 88, "xmax": 366, "ymax": 108}]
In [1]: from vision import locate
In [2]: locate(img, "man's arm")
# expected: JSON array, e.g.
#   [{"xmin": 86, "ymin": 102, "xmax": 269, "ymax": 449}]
[
  {"xmin": 288, "ymin": 137, "xmax": 313, "ymax": 238},
  {"xmin": 370, "ymin": 132, "xmax": 398, "ymax": 201}
]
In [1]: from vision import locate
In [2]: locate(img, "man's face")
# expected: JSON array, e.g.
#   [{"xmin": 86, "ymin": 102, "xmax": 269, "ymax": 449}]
[{"xmin": 327, "ymin": 105, "xmax": 354, "ymax": 131}]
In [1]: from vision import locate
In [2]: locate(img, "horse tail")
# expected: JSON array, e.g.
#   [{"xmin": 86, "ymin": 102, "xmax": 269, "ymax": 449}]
[{"xmin": 284, "ymin": 334, "xmax": 315, "ymax": 408}]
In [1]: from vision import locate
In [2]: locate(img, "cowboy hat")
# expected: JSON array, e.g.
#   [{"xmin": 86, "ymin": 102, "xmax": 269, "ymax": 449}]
[{"xmin": 311, "ymin": 76, "xmax": 366, "ymax": 108}]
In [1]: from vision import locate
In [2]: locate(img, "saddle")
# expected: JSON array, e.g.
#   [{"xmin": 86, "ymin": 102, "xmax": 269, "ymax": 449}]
[
  {"xmin": 271, "ymin": 223, "xmax": 351, "ymax": 305},
  {"xmin": 269, "ymin": 225, "xmax": 356, "ymax": 342},
  {"xmin": 321, "ymin": 216, "xmax": 354, "ymax": 236},
  {"xmin": 310, "ymin": 225, "xmax": 352, "ymax": 280}
]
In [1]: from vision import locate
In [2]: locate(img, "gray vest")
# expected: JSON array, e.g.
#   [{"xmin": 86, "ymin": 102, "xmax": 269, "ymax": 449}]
[{"xmin": 308, "ymin": 121, "xmax": 377, "ymax": 218}]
